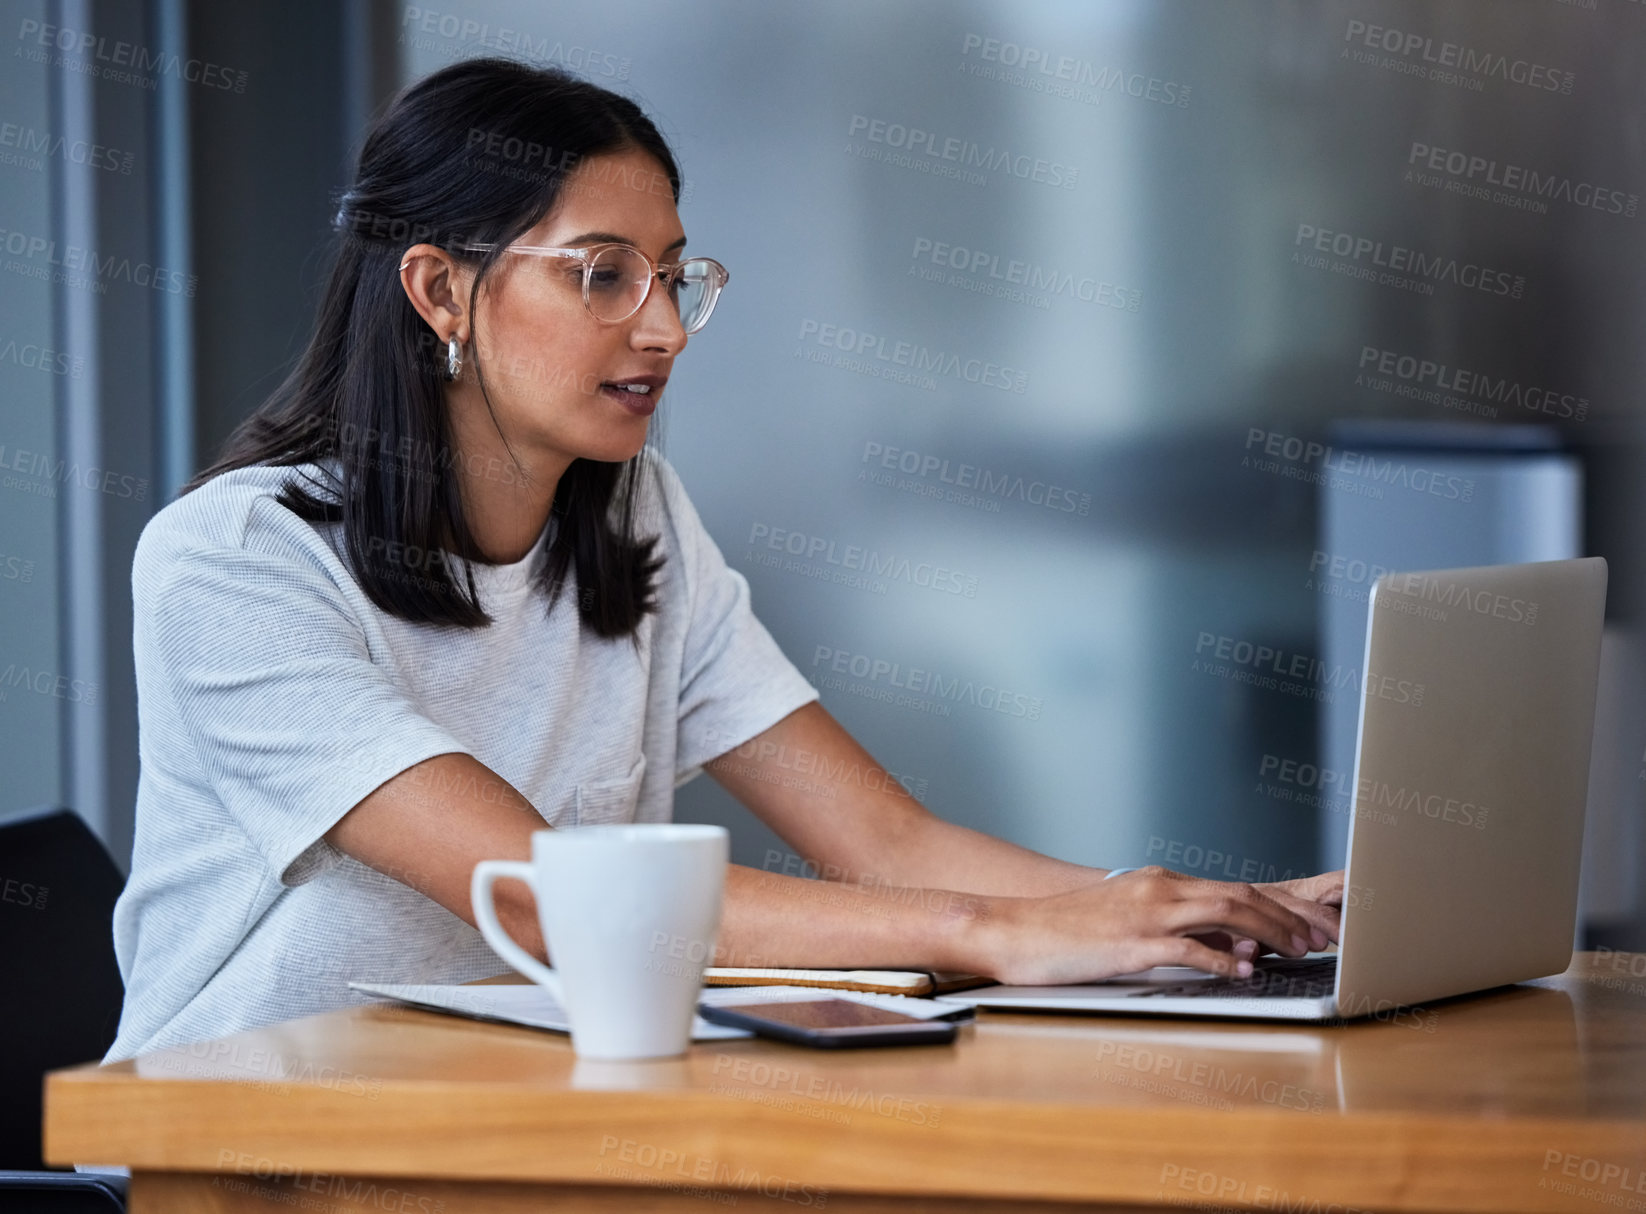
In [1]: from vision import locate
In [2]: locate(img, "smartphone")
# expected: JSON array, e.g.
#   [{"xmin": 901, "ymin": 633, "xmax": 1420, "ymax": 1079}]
[{"xmin": 696, "ymin": 998, "xmax": 959, "ymax": 1049}]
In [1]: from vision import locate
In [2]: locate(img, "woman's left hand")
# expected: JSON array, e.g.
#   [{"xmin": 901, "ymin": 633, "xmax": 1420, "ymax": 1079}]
[
  {"xmin": 1190, "ymin": 869, "xmax": 1345, "ymax": 961},
  {"xmin": 1258, "ymin": 870, "xmax": 1346, "ymax": 913}
]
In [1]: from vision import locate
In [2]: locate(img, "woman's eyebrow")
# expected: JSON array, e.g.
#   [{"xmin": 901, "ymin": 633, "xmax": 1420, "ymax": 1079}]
[{"xmin": 563, "ymin": 230, "xmax": 688, "ymax": 253}]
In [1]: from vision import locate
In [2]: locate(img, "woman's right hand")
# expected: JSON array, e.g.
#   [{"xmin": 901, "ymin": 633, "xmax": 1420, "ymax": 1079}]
[{"xmin": 964, "ymin": 865, "xmax": 1336, "ymax": 986}]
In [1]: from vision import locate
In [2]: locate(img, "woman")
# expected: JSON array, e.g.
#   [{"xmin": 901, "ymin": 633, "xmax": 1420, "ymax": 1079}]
[{"xmin": 105, "ymin": 57, "xmax": 1341, "ymax": 1064}]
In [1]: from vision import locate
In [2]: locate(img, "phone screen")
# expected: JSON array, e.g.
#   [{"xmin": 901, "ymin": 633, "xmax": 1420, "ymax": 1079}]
[{"xmin": 713, "ymin": 999, "xmax": 929, "ymax": 1029}]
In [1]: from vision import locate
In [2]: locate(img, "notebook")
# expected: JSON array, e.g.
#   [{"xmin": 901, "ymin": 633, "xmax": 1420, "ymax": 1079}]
[
  {"xmin": 347, "ymin": 980, "xmax": 971, "ymax": 1039},
  {"xmin": 701, "ymin": 967, "xmax": 991, "ymax": 996}
]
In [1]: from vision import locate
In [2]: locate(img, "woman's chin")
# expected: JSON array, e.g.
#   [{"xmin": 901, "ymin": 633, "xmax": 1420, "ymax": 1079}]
[{"xmin": 576, "ymin": 433, "xmax": 649, "ymax": 466}]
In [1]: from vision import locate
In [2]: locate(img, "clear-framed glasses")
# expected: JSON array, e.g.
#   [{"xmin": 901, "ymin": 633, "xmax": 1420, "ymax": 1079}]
[{"xmin": 459, "ymin": 241, "xmax": 729, "ymax": 334}]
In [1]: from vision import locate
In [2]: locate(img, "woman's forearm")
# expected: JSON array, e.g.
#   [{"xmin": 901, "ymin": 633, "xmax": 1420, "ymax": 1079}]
[
  {"xmin": 838, "ymin": 813, "xmax": 1110, "ymax": 899},
  {"xmin": 711, "ymin": 861, "xmax": 993, "ymax": 972},
  {"xmin": 712, "ymin": 859, "xmax": 1336, "ymax": 985}
]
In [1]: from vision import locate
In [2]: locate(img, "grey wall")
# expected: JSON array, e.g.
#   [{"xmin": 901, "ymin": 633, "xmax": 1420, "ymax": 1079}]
[
  {"xmin": 0, "ymin": 0, "xmax": 65, "ymax": 825},
  {"xmin": 0, "ymin": 0, "xmax": 165, "ymax": 867},
  {"xmin": 0, "ymin": 0, "xmax": 398, "ymax": 870},
  {"xmin": 405, "ymin": 0, "xmax": 1646, "ymax": 944},
  {"xmin": 187, "ymin": 0, "xmax": 396, "ymax": 467}
]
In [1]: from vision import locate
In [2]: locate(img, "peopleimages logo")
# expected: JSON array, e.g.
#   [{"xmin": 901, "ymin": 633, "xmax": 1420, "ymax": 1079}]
[
  {"xmin": 0, "ymin": 662, "xmax": 98, "ymax": 705},
  {"xmin": 1243, "ymin": 427, "xmax": 1475, "ymax": 503},
  {"xmin": 399, "ymin": 6, "xmax": 630, "ymax": 80},
  {"xmin": 1158, "ymin": 1165, "xmax": 1384, "ymax": 1211},
  {"xmin": 1381, "ymin": 571, "xmax": 1538, "ymax": 626},
  {"xmin": 0, "ymin": 443, "xmax": 148, "ymax": 501},
  {"xmin": 0, "ymin": 551, "xmax": 35, "ymax": 583},
  {"xmin": 746, "ymin": 522, "xmax": 980, "ymax": 598},
  {"xmin": 811, "ymin": 645, "xmax": 1043, "ymax": 721},
  {"xmin": 15, "ymin": 18, "xmax": 249, "ymax": 92},
  {"xmin": 0, "ymin": 339, "xmax": 84, "ymax": 379},
  {"xmin": 1193, "ymin": 631, "xmax": 1426, "ymax": 706},
  {"xmin": 797, "ymin": 319, "xmax": 1029, "ymax": 393},
  {"xmin": 909, "ymin": 237, "xmax": 1141, "ymax": 312},
  {"xmin": 1255, "ymin": 754, "xmax": 1375, "ymax": 819},
  {"xmin": 846, "ymin": 113, "xmax": 1079, "ymax": 190},
  {"xmin": 1093, "ymin": 1040, "xmax": 1326, "ymax": 1113},
  {"xmin": 1406, "ymin": 142, "xmax": 1637, "ymax": 219},
  {"xmin": 0, "ymin": 122, "xmax": 133, "ymax": 173},
  {"xmin": 596, "ymin": 1137, "xmax": 825, "ymax": 1207},
  {"xmin": 1356, "ymin": 780, "xmax": 1490, "ymax": 828},
  {"xmin": 1294, "ymin": 223, "xmax": 1525, "ymax": 299},
  {"xmin": 1356, "ymin": 345, "xmax": 1589, "ymax": 422},
  {"xmin": 1145, "ymin": 833, "xmax": 1339, "ymax": 884},
  {"xmin": 1341, "ymin": 19, "xmax": 1576, "ymax": 94},
  {"xmin": 1541, "ymin": 1150, "xmax": 1646, "ymax": 1205},
  {"xmin": 1308, "ymin": 550, "xmax": 1393, "ymax": 599},
  {"xmin": 859, "ymin": 441, "xmax": 1090, "ymax": 516},
  {"xmin": 958, "ymin": 32, "xmax": 1192, "ymax": 108},
  {"xmin": 0, "ymin": 227, "xmax": 196, "ymax": 297}
]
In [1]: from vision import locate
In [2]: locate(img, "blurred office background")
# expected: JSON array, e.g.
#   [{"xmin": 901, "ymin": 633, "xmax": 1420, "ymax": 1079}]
[{"xmin": 1, "ymin": 0, "xmax": 1642, "ymax": 948}]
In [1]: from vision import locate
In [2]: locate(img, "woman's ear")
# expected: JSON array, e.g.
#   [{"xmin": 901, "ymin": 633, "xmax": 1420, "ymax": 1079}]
[{"xmin": 397, "ymin": 244, "xmax": 469, "ymax": 344}]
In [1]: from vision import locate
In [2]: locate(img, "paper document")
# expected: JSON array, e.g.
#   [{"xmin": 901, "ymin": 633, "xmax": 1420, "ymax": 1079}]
[
  {"xmin": 348, "ymin": 980, "xmax": 971, "ymax": 1040},
  {"xmin": 349, "ymin": 981, "xmax": 748, "ymax": 1040}
]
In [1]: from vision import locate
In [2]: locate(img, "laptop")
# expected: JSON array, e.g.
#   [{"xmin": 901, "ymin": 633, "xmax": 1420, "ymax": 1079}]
[{"xmin": 938, "ymin": 558, "xmax": 1608, "ymax": 1023}]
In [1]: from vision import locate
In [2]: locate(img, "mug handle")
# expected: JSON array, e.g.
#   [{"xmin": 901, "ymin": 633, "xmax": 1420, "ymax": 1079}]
[{"xmin": 471, "ymin": 860, "xmax": 565, "ymax": 1005}]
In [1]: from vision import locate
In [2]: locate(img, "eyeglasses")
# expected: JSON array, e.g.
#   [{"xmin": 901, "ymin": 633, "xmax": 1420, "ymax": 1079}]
[{"xmin": 457, "ymin": 241, "xmax": 729, "ymax": 334}]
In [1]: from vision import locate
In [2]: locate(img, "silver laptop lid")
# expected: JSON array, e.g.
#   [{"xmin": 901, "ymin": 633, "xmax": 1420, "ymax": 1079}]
[{"xmin": 1335, "ymin": 558, "xmax": 1607, "ymax": 1015}]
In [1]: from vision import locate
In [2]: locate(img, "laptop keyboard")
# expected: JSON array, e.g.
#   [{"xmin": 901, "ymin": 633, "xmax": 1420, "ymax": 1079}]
[{"xmin": 1133, "ymin": 955, "xmax": 1338, "ymax": 1000}]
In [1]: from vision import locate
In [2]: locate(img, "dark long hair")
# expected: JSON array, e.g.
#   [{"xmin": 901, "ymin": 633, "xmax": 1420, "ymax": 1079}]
[{"xmin": 185, "ymin": 57, "xmax": 675, "ymax": 639}]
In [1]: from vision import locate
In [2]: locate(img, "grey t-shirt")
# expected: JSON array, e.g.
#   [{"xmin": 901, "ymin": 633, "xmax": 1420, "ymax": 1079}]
[{"xmin": 104, "ymin": 451, "xmax": 819, "ymax": 1064}]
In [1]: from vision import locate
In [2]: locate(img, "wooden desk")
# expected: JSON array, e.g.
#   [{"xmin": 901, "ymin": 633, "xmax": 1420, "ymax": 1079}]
[{"xmin": 44, "ymin": 952, "xmax": 1646, "ymax": 1213}]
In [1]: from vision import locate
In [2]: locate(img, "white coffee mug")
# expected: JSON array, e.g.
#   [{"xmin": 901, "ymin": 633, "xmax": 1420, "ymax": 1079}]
[{"xmin": 471, "ymin": 824, "xmax": 728, "ymax": 1060}]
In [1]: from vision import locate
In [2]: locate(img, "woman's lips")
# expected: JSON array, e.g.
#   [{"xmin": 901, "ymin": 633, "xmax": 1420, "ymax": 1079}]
[
  {"xmin": 601, "ymin": 382, "xmax": 657, "ymax": 415},
  {"xmin": 601, "ymin": 374, "xmax": 665, "ymax": 416}
]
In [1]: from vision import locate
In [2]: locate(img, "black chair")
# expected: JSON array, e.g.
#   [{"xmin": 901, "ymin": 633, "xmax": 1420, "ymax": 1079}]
[{"xmin": 0, "ymin": 806, "xmax": 128, "ymax": 1211}]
